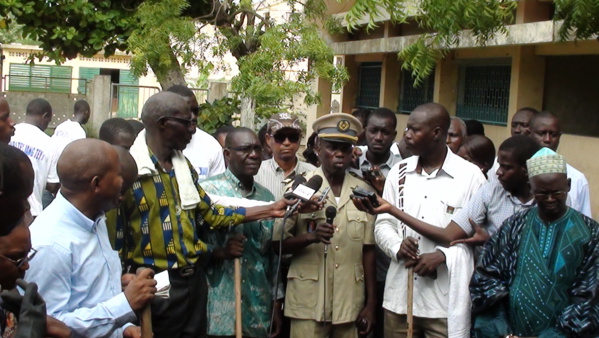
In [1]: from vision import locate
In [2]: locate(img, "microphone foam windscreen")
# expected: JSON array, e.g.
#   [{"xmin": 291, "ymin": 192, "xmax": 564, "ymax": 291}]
[
  {"xmin": 304, "ymin": 175, "xmax": 323, "ymax": 191},
  {"xmin": 325, "ymin": 206, "xmax": 337, "ymax": 220}
]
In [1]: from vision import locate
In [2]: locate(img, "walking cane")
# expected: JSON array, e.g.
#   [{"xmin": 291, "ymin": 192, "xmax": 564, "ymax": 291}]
[
  {"xmin": 235, "ymin": 258, "xmax": 242, "ymax": 338},
  {"xmin": 407, "ymin": 266, "xmax": 414, "ymax": 338},
  {"xmin": 136, "ymin": 268, "xmax": 152, "ymax": 338}
]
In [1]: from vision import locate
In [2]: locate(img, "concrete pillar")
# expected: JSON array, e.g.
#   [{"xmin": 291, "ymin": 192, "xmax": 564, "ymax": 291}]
[
  {"xmin": 434, "ymin": 52, "xmax": 459, "ymax": 115},
  {"xmin": 515, "ymin": 0, "xmax": 552, "ymax": 24},
  {"xmin": 88, "ymin": 75, "xmax": 112, "ymax": 137},
  {"xmin": 341, "ymin": 55, "xmax": 359, "ymax": 113},
  {"xmin": 380, "ymin": 53, "xmax": 401, "ymax": 111},
  {"xmin": 507, "ymin": 46, "xmax": 545, "ymax": 138},
  {"xmin": 316, "ymin": 77, "xmax": 332, "ymax": 118},
  {"xmin": 208, "ymin": 82, "xmax": 228, "ymax": 102}
]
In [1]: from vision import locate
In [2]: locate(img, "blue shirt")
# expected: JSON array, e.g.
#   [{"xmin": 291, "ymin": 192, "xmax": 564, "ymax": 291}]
[{"xmin": 26, "ymin": 193, "xmax": 135, "ymax": 338}]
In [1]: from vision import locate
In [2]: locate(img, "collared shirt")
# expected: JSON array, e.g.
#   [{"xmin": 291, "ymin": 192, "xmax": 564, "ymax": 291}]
[
  {"xmin": 200, "ymin": 170, "xmax": 276, "ymax": 337},
  {"xmin": 254, "ymin": 157, "xmax": 316, "ymax": 200},
  {"xmin": 452, "ymin": 181, "xmax": 535, "ymax": 237},
  {"xmin": 375, "ymin": 148, "xmax": 486, "ymax": 318},
  {"xmin": 350, "ymin": 143, "xmax": 404, "ymax": 179},
  {"xmin": 108, "ymin": 149, "xmax": 246, "ymax": 270},
  {"xmin": 183, "ymin": 128, "xmax": 226, "ymax": 181},
  {"xmin": 26, "ymin": 193, "xmax": 135, "ymax": 338},
  {"xmin": 9, "ymin": 123, "xmax": 59, "ymax": 216}
]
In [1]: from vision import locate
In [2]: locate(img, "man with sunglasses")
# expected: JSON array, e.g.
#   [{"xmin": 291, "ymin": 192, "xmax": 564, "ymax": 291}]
[
  {"xmin": 470, "ymin": 148, "xmax": 599, "ymax": 337},
  {"xmin": 168, "ymin": 85, "xmax": 226, "ymax": 182},
  {"xmin": 255, "ymin": 112, "xmax": 316, "ymax": 200}
]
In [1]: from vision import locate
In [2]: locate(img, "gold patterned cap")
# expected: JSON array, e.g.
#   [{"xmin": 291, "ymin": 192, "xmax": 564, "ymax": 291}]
[
  {"xmin": 312, "ymin": 113, "xmax": 363, "ymax": 144},
  {"xmin": 526, "ymin": 147, "xmax": 567, "ymax": 178}
]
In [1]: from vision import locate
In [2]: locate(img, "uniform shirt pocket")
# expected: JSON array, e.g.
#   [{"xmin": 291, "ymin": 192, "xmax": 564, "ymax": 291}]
[
  {"xmin": 347, "ymin": 210, "xmax": 367, "ymax": 241},
  {"xmin": 287, "ymin": 263, "xmax": 319, "ymax": 308}
]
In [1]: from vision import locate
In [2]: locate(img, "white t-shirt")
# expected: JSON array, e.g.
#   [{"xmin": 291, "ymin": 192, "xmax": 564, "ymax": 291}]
[
  {"xmin": 9, "ymin": 123, "xmax": 60, "ymax": 216},
  {"xmin": 375, "ymin": 149, "xmax": 486, "ymax": 318},
  {"xmin": 183, "ymin": 128, "xmax": 225, "ymax": 181}
]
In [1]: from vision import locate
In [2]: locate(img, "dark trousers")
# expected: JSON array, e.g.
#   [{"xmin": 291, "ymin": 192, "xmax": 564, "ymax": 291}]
[
  {"xmin": 373, "ymin": 280, "xmax": 385, "ymax": 338},
  {"xmin": 151, "ymin": 265, "xmax": 208, "ymax": 338}
]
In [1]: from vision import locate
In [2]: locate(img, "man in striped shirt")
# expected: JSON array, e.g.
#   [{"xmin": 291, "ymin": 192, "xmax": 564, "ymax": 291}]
[
  {"xmin": 255, "ymin": 112, "xmax": 316, "ymax": 200},
  {"xmin": 108, "ymin": 92, "xmax": 291, "ymax": 337}
]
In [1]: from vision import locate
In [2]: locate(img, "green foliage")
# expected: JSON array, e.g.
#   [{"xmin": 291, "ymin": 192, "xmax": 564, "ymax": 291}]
[
  {"xmin": 555, "ymin": 0, "xmax": 599, "ymax": 40},
  {"xmin": 197, "ymin": 97, "xmax": 240, "ymax": 134},
  {"xmin": 342, "ymin": 0, "xmax": 599, "ymax": 85}
]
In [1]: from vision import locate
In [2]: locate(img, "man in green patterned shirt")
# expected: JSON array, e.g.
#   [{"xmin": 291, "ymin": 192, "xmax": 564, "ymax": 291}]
[
  {"xmin": 108, "ymin": 92, "xmax": 291, "ymax": 337},
  {"xmin": 201, "ymin": 127, "xmax": 282, "ymax": 337}
]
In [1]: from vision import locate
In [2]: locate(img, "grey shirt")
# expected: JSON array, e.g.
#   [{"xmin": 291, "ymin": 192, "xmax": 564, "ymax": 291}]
[{"xmin": 254, "ymin": 157, "xmax": 316, "ymax": 200}]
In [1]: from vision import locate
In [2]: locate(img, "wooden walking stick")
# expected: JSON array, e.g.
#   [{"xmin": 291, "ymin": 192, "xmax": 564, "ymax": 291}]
[
  {"xmin": 235, "ymin": 258, "xmax": 242, "ymax": 338},
  {"xmin": 136, "ymin": 268, "xmax": 153, "ymax": 338},
  {"xmin": 407, "ymin": 266, "xmax": 414, "ymax": 338}
]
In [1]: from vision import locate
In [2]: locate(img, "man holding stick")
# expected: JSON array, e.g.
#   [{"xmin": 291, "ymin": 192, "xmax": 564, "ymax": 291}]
[{"xmin": 373, "ymin": 103, "xmax": 485, "ymax": 337}]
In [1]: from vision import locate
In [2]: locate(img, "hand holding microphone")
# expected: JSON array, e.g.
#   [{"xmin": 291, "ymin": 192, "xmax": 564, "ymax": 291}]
[{"xmin": 284, "ymin": 175, "xmax": 324, "ymax": 217}]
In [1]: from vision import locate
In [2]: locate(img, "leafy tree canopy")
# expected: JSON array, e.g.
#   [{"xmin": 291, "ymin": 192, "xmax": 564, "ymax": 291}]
[{"xmin": 343, "ymin": 0, "xmax": 599, "ymax": 84}]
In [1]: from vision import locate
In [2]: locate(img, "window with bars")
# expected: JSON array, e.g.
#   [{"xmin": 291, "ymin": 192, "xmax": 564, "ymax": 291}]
[
  {"xmin": 456, "ymin": 64, "xmax": 511, "ymax": 125},
  {"xmin": 9, "ymin": 63, "xmax": 73, "ymax": 93},
  {"xmin": 357, "ymin": 62, "xmax": 382, "ymax": 109},
  {"xmin": 398, "ymin": 68, "xmax": 435, "ymax": 114}
]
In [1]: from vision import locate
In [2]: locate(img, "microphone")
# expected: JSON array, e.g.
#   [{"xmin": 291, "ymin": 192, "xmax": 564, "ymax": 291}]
[
  {"xmin": 285, "ymin": 175, "xmax": 324, "ymax": 216},
  {"xmin": 283, "ymin": 175, "xmax": 307, "ymax": 200},
  {"xmin": 324, "ymin": 206, "xmax": 336, "ymax": 254}
]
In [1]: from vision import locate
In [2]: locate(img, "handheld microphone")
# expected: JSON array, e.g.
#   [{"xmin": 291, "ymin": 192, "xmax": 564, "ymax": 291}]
[
  {"xmin": 285, "ymin": 175, "xmax": 323, "ymax": 216},
  {"xmin": 283, "ymin": 175, "xmax": 307, "ymax": 199},
  {"xmin": 324, "ymin": 206, "xmax": 337, "ymax": 254}
]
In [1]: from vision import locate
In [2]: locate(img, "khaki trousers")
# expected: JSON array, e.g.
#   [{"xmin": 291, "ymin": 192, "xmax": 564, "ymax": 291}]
[
  {"xmin": 290, "ymin": 319, "xmax": 359, "ymax": 338},
  {"xmin": 384, "ymin": 310, "xmax": 448, "ymax": 338}
]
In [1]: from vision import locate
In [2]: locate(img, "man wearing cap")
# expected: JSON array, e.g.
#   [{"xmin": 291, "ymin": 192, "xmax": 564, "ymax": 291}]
[
  {"xmin": 273, "ymin": 113, "xmax": 376, "ymax": 337},
  {"xmin": 255, "ymin": 113, "xmax": 316, "ymax": 200},
  {"xmin": 470, "ymin": 148, "xmax": 599, "ymax": 337}
]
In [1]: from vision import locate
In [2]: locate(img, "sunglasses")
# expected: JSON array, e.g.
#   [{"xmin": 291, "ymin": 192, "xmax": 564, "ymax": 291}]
[
  {"xmin": 271, "ymin": 133, "xmax": 301, "ymax": 144},
  {"xmin": 158, "ymin": 116, "xmax": 197, "ymax": 127}
]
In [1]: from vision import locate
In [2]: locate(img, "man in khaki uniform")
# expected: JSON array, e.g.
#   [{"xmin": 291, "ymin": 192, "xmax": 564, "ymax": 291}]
[{"xmin": 273, "ymin": 113, "xmax": 376, "ymax": 338}]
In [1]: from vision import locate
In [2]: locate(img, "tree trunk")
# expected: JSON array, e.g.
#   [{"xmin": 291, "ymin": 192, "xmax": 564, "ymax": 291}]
[
  {"xmin": 240, "ymin": 96, "xmax": 255, "ymax": 130},
  {"xmin": 149, "ymin": 47, "xmax": 187, "ymax": 90}
]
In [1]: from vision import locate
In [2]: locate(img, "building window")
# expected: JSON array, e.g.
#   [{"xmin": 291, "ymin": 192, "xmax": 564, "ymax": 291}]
[
  {"xmin": 9, "ymin": 63, "xmax": 73, "ymax": 93},
  {"xmin": 398, "ymin": 68, "xmax": 435, "ymax": 114},
  {"xmin": 457, "ymin": 64, "xmax": 511, "ymax": 125},
  {"xmin": 357, "ymin": 62, "xmax": 381, "ymax": 109}
]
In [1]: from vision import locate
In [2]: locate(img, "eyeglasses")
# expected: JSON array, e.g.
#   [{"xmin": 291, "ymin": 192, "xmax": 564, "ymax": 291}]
[
  {"xmin": 271, "ymin": 133, "xmax": 301, "ymax": 144},
  {"xmin": 0, "ymin": 248, "xmax": 37, "ymax": 268},
  {"xmin": 158, "ymin": 116, "xmax": 197, "ymax": 127},
  {"xmin": 228, "ymin": 145, "xmax": 263, "ymax": 155},
  {"xmin": 534, "ymin": 191, "xmax": 567, "ymax": 201}
]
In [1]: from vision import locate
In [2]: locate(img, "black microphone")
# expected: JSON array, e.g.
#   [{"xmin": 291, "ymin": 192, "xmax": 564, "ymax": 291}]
[
  {"xmin": 283, "ymin": 175, "xmax": 307, "ymax": 200},
  {"xmin": 285, "ymin": 175, "xmax": 323, "ymax": 216},
  {"xmin": 324, "ymin": 206, "xmax": 336, "ymax": 254}
]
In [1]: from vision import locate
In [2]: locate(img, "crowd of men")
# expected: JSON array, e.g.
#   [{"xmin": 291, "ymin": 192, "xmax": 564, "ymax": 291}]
[{"xmin": 0, "ymin": 88, "xmax": 598, "ymax": 338}]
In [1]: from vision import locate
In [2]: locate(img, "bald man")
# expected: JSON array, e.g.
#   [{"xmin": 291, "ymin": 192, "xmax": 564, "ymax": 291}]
[
  {"xmin": 375, "ymin": 103, "xmax": 486, "ymax": 337},
  {"xmin": 0, "ymin": 98, "xmax": 15, "ymax": 144},
  {"xmin": 25, "ymin": 139, "xmax": 157, "ymax": 338},
  {"xmin": 110, "ymin": 91, "xmax": 291, "ymax": 337}
]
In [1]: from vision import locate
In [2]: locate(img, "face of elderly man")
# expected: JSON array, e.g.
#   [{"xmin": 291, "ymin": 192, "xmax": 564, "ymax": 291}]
[{"xmin": 446, "ymin": 118, "xmax": 465, "ymax": 153}]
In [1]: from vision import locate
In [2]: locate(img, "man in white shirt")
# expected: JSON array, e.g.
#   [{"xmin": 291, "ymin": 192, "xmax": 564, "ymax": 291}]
[
  {"xmin": 167, "ymin": 85, "xmax": 226, "ymax": 181},
  {"xmin": 51, "ymin": 100, "xmax": 89, "ymax": 156},
  {"xmin": 375, "ymin": 103, "xmax": 486, "ymax": 337},
  {"xmin": 529, "ymin": 111, "xmax": 592, "ymax": 218},
  {"xmin": 9, "ymin": 99, "xmax": 59, "ymax": 217}
]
